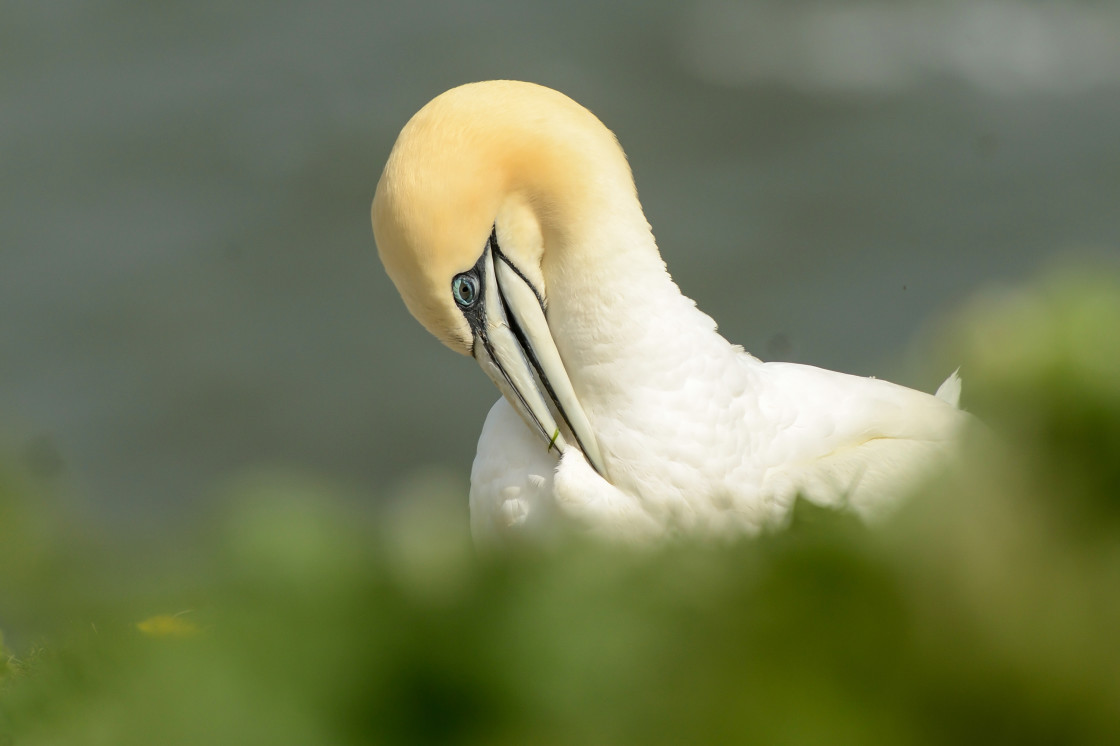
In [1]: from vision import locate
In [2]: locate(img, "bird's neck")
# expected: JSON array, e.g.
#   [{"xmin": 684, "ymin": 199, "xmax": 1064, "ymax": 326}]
[{"xmin": 545, "ymin": 200, "xmax": 730, "ymax": 414}]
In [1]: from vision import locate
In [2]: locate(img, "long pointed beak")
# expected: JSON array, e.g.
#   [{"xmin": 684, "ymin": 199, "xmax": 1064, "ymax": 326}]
[{"xmin": 471, "ymin": 246, "xmax": 608, "ymax": 480}]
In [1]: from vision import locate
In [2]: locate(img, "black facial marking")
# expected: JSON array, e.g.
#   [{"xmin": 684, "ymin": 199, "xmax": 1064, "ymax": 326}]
[{"xmin": 489, "ymin": 226, "xmax": 546, "ymax": 312}]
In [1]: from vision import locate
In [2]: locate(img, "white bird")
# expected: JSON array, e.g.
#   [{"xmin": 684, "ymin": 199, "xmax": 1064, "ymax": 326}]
[{"xmin": 372, "ymin": 81, "xmax": 970, "ymax": 545}]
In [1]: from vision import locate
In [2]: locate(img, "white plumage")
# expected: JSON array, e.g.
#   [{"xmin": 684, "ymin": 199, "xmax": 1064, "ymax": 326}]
[{"xmin": 372, "ymin": 81, "xmax": 971, "ymax": 545}]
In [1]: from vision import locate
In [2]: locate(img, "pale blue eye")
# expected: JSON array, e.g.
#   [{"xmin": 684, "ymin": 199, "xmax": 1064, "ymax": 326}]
[{"xmin": 452, "ymin": 274, "xmax": 479, "ymax": 308}]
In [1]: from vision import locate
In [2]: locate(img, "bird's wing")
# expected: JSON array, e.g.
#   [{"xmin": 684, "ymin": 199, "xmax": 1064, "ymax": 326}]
[{"xmin": 756, "ymin": 362, "xmax": 970, "ymax": 516}]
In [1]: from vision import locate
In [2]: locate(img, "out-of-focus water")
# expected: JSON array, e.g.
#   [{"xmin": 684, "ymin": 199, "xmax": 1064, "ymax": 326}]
[{"xmin": 2, "ymin": 0, "xmax": 1118, "ymax": 529}]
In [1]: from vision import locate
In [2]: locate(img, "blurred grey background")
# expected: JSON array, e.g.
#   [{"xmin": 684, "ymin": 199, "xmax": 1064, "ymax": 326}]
[{"xmin": 2, "ymin": 0, "xmax": 1118, "ymax": 530}]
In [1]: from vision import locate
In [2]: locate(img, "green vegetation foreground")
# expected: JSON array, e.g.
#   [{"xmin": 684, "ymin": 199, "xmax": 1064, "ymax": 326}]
[{"xmin": 2, "ymin": 266, "xmax": 1119, "ymax": 745}]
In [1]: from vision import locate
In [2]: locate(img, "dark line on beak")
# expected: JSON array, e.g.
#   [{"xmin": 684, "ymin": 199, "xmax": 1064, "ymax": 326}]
[
  {"xmin": 476, "ymin": 331, "xmax": 551, "ymax": 444},
  {"xmin": 490, "ymin": 226, "xmax": 546, "ymax": 311},
  {"xmin": 460, "ymin": 236, "xmax": 553, "ymax": 446},
  {"xmin": 491, "ymin": 246, "xmax": 598, "ymax": 471}
]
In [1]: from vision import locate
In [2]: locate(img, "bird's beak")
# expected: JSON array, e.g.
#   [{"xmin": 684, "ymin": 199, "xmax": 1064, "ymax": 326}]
[{"xmin": 470, "ymin": 243, "xmax": 609, "ymax": 480}]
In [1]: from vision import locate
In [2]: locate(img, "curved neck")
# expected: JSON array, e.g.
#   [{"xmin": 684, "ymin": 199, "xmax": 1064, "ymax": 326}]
[{"xmin": 543, "ymin": 195, "xmax": 723, "ymax": 411}]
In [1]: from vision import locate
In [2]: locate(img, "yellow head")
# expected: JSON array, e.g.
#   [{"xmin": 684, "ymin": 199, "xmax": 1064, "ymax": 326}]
[{"xmin": 371, "ymin": 80, "xmax": 634, "ymax": 354}]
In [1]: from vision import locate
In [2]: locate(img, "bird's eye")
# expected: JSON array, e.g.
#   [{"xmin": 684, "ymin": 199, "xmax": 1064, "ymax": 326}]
[{"xmin": 452, "ymin": 273, "xmax": 479, "ymax": 308}]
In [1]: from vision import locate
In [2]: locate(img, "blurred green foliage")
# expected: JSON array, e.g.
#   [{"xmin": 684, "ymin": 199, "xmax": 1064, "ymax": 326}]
[{"xmin": 2, "ymin": 266, "xmax": 1120, "ymax": 745}]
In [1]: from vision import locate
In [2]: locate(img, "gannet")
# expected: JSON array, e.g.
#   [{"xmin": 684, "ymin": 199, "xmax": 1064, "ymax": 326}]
[{"xmin": 373, "ymin": 80, "xmax": 970, "ymax": 544}]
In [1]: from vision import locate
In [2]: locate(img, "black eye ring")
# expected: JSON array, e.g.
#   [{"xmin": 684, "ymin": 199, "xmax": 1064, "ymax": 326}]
[{"xmin": 452, "ymin": 273, "xmax": 480, "ymax": 308}]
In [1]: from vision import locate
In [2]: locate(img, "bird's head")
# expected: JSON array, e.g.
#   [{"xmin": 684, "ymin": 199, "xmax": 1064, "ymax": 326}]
[{"xmin": 372, "ymin": 80, "xmax": 635, "ymax": 477}]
